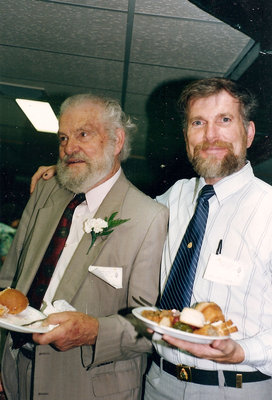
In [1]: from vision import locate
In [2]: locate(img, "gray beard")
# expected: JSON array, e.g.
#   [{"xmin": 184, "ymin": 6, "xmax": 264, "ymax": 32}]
[{"xmin": 56, "ymin": 150, "xmax": 114, "ymax": 193}]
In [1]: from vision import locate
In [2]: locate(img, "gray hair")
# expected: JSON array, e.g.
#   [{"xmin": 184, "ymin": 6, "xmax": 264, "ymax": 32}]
[
  {"xmin": 178, "ymin": 77, "xmax": 257, "ymax": 132},
  {"xmin": 59, "ymin": 93, "xmax": 137, "ymax": 161}
]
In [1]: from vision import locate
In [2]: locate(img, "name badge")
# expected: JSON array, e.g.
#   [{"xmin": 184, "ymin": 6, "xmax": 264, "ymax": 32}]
[{"xmin": 203, "ymin": 253, "xmax": 245, "ymax": 286}]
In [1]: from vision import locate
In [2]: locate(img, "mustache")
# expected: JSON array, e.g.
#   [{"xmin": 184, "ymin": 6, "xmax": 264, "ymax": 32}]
[
  {"xmin": 195, "ymin": 140, "xmax": 234, "ymax": 152},
  {"xmin": 60, "ymin": 152, "xmax": 89, "ymax": 163}
]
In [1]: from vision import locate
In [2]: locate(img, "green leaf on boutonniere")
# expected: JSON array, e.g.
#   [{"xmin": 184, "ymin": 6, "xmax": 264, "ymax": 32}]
[{"xmin": 84, "ymin": 212, "xmax": 130, "ymax": 254}]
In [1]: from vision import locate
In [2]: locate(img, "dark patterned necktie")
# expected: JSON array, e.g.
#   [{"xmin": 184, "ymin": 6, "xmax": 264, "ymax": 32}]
[
  {"xmin": 27, "ymin": 192, "xmax": 86, "ymax": 310},
  {"xmin": 11, "ymin": 193, "xmax": 85, "ymax": 349},
  {"xmin": 159, "ymin": 185, "xmax": 215, "ymax": 310}
]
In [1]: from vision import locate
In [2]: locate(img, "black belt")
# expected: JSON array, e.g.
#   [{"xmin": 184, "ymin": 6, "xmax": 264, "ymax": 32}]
[{"xmin": 153, "ymin": 352, "xmax": 271, "ymax": 388}]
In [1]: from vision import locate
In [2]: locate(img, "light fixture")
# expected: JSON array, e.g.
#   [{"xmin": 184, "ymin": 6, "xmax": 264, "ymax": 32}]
[{"xmin": 15, "ymin": 98, "xmax": 59, "ymax": 133}]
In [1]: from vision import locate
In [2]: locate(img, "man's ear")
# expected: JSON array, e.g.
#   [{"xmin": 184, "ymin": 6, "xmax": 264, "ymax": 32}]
[
  {"xmin": 246, "ymin": 121, "xmax": 255, "ymax": 149},
  {"xmin": 114, "ymin": 128, "xmax": 125, "ymax": 156}
]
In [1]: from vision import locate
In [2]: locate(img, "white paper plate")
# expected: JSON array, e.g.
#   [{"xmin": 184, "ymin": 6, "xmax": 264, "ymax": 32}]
[
  {"xmin": 132, "ymin": 306, "xmax": 229, "ymax": 344},
  {"xmin": 0, "ymin": 306, "xmax": 53, "ymax": 333}
]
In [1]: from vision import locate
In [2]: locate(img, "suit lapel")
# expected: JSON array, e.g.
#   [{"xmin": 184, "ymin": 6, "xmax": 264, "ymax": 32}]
[
  {"xmin": 16, "ymin": 189, "xmax": 74, "ymax": 293},
  {"xmin": 54, "ymin": 172, "xmax": 130, "ymax": 303}
]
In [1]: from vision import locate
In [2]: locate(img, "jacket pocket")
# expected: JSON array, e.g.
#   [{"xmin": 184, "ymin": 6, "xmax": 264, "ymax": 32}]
[{"xmin": 91, "ymin": 357, "xmax": 142, "ymax": 397}]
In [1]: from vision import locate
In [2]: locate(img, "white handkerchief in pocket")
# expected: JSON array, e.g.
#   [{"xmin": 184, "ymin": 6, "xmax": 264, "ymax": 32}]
[{"xmin": 88, "ymin": 266, "xmax": 122, "ymax": 289}]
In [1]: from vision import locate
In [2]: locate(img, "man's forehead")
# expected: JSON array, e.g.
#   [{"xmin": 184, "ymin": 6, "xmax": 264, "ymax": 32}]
[
  {"xmin": 60, "ymin": 102, "xmax": 105, "ymax": 123},
  {"xmin": 189, "ymin": 91, "xmax": 239, "ymax": 110}
]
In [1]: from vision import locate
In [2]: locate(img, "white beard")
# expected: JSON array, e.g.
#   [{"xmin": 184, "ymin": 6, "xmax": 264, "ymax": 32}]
[{"xmin": 56, "ymin": 145, "xmax": 115, "ymax": 193}]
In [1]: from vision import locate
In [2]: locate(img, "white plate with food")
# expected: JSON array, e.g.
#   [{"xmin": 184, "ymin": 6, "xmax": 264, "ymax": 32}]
[
  {"xmin": 0, "ymin": 288, "xmax": 53, "ymax": 333},
  {"xmin": 0, "ymin": 305, "xmax": 53, "ymax": 333},
  {"xmin": 132, "ymin": 306, "xmax": 233, "ymax": 344}
]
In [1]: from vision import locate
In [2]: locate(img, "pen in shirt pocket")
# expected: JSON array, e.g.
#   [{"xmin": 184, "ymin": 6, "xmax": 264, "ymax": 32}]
[{"xmin": 216, "ymin": 239, "xmax": 223, "ymax": 255}]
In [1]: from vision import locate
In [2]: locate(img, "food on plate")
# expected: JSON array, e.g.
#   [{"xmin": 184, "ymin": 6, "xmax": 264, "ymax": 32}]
[
  {"xmin": 0, "ymin": 288, "xmax": 29, "ymax": 315},
  {"xmin": 141, "ymin": 309, "xmax": 174, "ymax": 325},
  {"xmin": 194, "ymin": 320, "xmax": 237, "ymax": 336},
  {"xmin": 194, "ymin": 302, "xmax": 225, "ymax": 324},
  {"xmin": 141, "ymin": 309, "xmax": 194, "ymax": 332},
  {"xmin": 141, "ymin": 302, "xmax": 238, "ymax": 337},
  {"xmin": 178, "ymin": 307, "xmax": 205, "ymax": 328},
  {"xmin": 0, "ymin": 304, "xmax": 8, "ymax": 317}
]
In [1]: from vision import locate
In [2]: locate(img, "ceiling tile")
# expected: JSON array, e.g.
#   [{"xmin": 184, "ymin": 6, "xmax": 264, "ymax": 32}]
[
  {"xmin": 52, "ymin": 0, "xmax": 129, "ymax": 11},
  {"xmin": 131, "ymin": 15, "xmax": 251, "ymax": 71},
  {"xmin": 135, "ymin": 0, "xmax": 218, "ymax": 21},
  {"xmin": 1, "ymin": 0, "xmax": 127, "ymax": 60},
  {"xmin": 0, "ymin": 47, "xmax": 124, "ymax": 93}
]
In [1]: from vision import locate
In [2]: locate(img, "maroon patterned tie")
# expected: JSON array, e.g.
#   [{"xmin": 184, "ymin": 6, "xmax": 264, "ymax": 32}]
[
  {"xmin": 27, "ymin": 192, "xmax": 86, "ymax": 310},
  {"xmin": 11, "ymin": 193, "xmax": 85, "ymax": 349}
]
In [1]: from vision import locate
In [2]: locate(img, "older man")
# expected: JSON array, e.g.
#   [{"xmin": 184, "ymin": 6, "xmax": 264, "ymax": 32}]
[
  {"xmin": 0, "ymin": 94, "xmax": 168, "ymax": 400},
  {"xmin": 144, "ymin": 78, "xmax": 272, "ymax": 399}
]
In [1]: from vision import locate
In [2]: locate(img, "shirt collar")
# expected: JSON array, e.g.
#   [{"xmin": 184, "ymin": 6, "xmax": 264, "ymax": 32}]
[
  {"xmin": 214, "ymin": 161, "xmax": 254, "ymax": 203},
  {"xmin": 85, "ymin": 168, "xmax": 121, "ymax": 214},
  {"xmin": 194, "ymin": 161, "xmax": 254, "ymax": 204}
]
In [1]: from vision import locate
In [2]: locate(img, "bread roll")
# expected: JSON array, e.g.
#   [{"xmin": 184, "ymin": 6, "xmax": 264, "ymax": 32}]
[
  {"xmin": 195, "ymin": 302, "xmax": 225, "ymax": 324},
  {"xmin": 0, "ymin": 288, "xmax": 29, "ymax": 315}
]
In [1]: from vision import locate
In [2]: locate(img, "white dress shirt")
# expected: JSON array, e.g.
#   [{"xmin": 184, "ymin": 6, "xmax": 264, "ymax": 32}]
[
  {"xmin": 43, "ymin": 168, "xmax": 121, "ymax": 304},
  {"xmin": 155, "ymin": 162, "xmax": 272, "ymax": 375}
]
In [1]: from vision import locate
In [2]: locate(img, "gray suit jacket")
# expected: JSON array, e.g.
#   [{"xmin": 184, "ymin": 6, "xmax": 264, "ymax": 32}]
[{"xmin": 0, "ymin": 171, "xmax": 168, "ymax": 400}]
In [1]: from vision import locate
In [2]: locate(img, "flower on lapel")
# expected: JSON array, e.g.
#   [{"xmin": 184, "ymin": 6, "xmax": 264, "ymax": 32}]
[{"xmin": 83, "ymin": 212, "xmax": 130, "ymax": 253}]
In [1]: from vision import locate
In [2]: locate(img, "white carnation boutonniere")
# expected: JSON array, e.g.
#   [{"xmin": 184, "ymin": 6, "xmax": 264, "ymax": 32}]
[{"xmin": 83, "ymin": 212, "xmax": 130, "ymax": 254}]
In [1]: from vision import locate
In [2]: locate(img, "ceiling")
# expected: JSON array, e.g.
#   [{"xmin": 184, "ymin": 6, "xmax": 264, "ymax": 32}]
[{"xmin": 0, "ymin": 0, "xmax": 271, "ymax": 214}]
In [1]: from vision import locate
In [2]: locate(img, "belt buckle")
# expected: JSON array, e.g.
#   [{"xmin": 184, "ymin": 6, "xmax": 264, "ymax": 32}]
[
  {"xmin": 176, "ymin": 364, "xmax": 192, "ymax": 381},
  {"xmin": 236, "ymin": 373, "xmax": 243, "ymax": 388}
]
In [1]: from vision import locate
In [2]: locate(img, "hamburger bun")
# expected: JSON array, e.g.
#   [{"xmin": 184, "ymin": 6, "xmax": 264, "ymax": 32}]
[
  {"xmin": 194, "ymin": 302, "xmax": 225, "ymax": 324},
  {"xmin": 0, "ymin": 288, "xmax": 29, "ymax": 315}
]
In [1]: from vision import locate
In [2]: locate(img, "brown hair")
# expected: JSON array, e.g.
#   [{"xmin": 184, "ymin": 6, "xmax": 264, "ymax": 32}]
[{"xmin": 178, "ymin": 77, "xmax": 257, "ymax": 131}]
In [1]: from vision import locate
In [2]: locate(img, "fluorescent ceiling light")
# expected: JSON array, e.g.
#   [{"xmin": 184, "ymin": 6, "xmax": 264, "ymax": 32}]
[{"xmin": 15, "ymin": 98, "xmax": 58, "ymax": 133}]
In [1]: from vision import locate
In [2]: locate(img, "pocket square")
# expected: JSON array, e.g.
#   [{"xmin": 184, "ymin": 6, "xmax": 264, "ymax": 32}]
[{"xmin": 88, "ymin": 266, "xmax": 122, "ymax": 289}]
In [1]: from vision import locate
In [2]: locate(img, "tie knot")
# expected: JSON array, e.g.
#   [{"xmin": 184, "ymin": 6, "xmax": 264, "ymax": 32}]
[
  {"xmin": 199, "ymin": 185, "xmax": 215, "ymax": 201},
  {"xmin": 68, "ymin": 193, "xmax": 86, "ymax": 209},
  {"xmin": 74, "ymin": 193, "xmax": 86, "ymax": 203}
]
